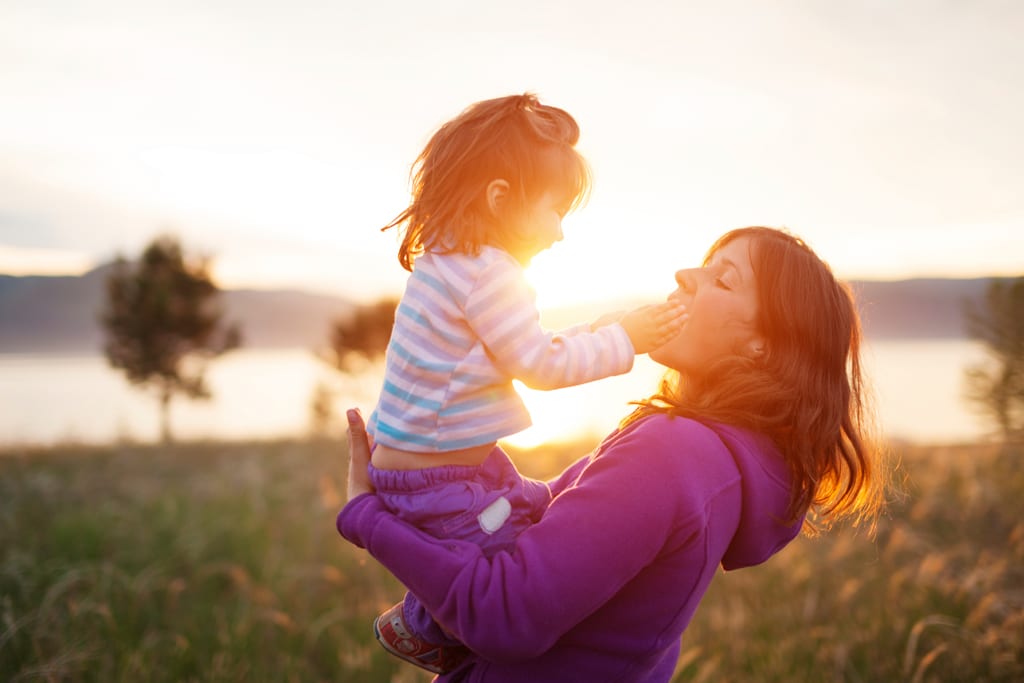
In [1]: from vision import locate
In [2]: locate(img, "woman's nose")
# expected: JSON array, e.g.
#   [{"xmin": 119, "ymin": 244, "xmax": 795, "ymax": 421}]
[{"xmin": 674, "ymin": 268, "xmax": 698, "ymax": 293}]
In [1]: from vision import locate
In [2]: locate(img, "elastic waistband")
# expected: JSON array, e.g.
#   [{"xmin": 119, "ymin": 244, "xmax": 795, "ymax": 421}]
[{"xmin": 369, "ymin": 446, "xmax": 514, "ymax": 492}]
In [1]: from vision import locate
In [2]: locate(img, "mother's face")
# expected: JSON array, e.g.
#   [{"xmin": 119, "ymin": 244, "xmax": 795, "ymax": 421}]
[{"xmin": 649, "ymin": 235, "xmax": 765, "ymax": 375}]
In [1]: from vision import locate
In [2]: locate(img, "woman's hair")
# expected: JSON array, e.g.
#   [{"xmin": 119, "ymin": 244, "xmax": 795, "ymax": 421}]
[
  {"xmin": 383, "ymin": 93, "xmax": 592, "ymax": 271},
  {"xmin": 624, "ymin": 226, "xmax": 890, "ymax": 533}
]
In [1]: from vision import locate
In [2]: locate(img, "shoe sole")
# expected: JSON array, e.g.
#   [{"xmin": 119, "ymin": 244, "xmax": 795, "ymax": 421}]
[{"xmin": 373, "ymin": 614, "xmax": 445, "ymax": 675}]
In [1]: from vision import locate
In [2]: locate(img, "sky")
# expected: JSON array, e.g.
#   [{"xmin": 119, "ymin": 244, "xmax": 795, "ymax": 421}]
[{"xmin": 2, "ymin": 0, "xmax": 1022, "ymax": 308}]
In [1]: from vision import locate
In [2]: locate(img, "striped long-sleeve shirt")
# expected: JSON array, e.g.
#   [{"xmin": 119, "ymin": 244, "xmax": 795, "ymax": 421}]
[{"xmin": 367, "ymin": 246, "xmax": 635, "ymax": 452}]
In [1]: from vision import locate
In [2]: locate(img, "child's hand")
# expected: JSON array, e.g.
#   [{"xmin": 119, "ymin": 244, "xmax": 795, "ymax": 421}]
[
  {"xmin": 619, "ymin": 302, "xmax": 687, "ymax": 354},
  {"xmin": 589, "ymin": 309, "xmax": 626, "ymax": 331}
]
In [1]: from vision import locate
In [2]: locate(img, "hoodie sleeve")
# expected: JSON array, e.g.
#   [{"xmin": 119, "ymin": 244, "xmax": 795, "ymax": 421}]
[
  {"xmin": 337, "ymin": 417, "xmax": 735, "ymax": 662},
  {"xmin": 543, "ymin": 452, "xmax": 591, "ymax": 497}
]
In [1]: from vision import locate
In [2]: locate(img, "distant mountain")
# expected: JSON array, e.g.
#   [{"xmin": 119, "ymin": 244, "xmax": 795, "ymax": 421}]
[
  {"xmin": 851, "ymin": 278, "xmax": 995, "ymax": 340},
  {"xmin": 0, "ymin": 267, "xmax": 1014, "ymax": 353},
  {"xmin": 0, "ymin": 265, "xmax": 355, "ymax": 353}
]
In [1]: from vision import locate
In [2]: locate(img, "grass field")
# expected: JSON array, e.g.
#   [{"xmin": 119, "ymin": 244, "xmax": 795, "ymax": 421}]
[{"xmin": 1, "ymin": 435, "xmax": 1021, "ymax": 682}]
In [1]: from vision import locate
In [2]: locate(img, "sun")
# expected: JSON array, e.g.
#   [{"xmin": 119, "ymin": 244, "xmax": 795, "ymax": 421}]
[
  {"xmin": 502, "ymin": 381, "xmax": 599, "ymax": 450},
  {"xmin": 501, "ymin": 357, "xmax": 666, "ymax": 450},
  {"xmin": 521, "ymin": 212, "xmax": 698, "ymax": 311},
  {"xmin": 524, "ymin": 236, "xmax": 649, "ymax": 310}
]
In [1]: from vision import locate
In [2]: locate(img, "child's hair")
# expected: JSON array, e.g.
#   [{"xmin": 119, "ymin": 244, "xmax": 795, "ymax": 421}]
[{"xmin": 383, "ymin": 93, "xmax": 592, "ymax": 271}]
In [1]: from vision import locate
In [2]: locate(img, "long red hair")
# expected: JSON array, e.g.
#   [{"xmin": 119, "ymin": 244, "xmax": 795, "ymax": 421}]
[
  {"xmin": 383, "ymin": 93, "xmax": 592, "ymax": 271},
  {"xmin": 624, "ymin": 227, "xmax": 888, "ymax": 532}
]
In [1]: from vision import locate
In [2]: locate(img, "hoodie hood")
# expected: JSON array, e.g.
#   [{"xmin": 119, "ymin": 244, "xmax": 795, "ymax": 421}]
[{"xmin": 710, "ymin": 423, "xmax": 803, "ymax": 570}]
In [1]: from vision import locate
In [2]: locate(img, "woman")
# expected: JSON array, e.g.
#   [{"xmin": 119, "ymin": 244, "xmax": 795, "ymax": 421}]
[{"xmin": 338, "ymin": 226, "xmax": 889, "ymax": 682}]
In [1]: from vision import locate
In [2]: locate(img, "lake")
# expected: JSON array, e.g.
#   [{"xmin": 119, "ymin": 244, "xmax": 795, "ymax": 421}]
[{"xmin": 0, "ymin": 339, "xmax": 996, "ymax": 448}]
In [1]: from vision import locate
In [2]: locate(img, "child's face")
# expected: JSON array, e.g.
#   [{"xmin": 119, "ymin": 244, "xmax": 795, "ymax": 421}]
[{"xmin": 506, "ymin": 190, "xmax": 568, "ymax": 265}]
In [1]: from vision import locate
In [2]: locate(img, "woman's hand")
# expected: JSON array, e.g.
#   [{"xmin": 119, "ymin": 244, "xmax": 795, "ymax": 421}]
[{"xmin": 345, "ymin": 408, "xmax": 375, "ymax": 502}]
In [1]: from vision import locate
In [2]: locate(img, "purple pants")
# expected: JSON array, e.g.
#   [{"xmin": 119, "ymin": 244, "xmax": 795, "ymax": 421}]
[{"xmin": 369, "ymin": 446, "xmax": 552, "ymax": 643}]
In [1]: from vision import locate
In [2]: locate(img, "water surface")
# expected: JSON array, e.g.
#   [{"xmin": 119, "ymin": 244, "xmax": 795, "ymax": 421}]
[{"xmin": 0, "ymin": 339, "xmax": 994, "ymax": 447}]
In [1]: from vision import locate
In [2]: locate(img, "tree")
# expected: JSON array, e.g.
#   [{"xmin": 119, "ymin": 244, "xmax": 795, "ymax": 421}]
[
  {"xmin": 311, "ymin": 298, "xmax": 397, "ymax": 434},
  {"xmin": 320, "ymin": 298, "xmax": 397, "ymax": 373},
  {"xmin": 100, "ymin": 235, "xmax": 241, "ymax": 442},
  {"xmin": 963, "ymin": 277, "xmax": 1024, "ymax": 441}
]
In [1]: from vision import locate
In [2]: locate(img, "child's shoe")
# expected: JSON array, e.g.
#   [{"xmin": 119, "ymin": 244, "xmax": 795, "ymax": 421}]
[{"xmin": 373, "ymin": 602, "xmax": 470, "ymax": 674}]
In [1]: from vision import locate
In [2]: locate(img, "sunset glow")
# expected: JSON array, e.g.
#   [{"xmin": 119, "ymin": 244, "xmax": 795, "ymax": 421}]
[{"xmin": 1, "ymin": 1, "xmax": 1021, "ymax": 308}]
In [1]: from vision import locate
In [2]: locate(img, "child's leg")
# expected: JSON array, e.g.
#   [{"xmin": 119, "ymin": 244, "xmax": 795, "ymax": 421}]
[
  {"xmin": 401, "ymin": 591, "xmax": 457, "ymax": 644},
  {"xmin": 373, "ymin": 600, "xmax": 469, "ymax": 674}
]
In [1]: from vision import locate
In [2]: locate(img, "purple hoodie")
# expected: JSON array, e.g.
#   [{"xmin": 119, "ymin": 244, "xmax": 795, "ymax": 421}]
[{"xmin": 338, "ymin": 415, "xmax": 803, "ymax": 682}]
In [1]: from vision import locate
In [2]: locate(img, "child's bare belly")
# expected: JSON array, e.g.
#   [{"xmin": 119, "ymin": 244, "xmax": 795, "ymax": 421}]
[{"xmin": 370, "ymin": 442, "xmax": 497, "ymax": 470}]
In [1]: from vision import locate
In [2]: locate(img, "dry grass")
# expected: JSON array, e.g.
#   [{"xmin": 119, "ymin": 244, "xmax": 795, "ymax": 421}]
[
  {"xmin": 672, "ymin": 440, "xmax": 1024, "ymax": 683},
  {"xmin": 0, "ymin": 438, "xmax": 431, "ymax": 683},
  {"xmin": 1, "ymin": 437, "xmax": 1021, "ymax": 682}
]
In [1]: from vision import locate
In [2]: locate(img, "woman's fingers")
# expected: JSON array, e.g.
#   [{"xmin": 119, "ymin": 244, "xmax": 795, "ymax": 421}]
[{"xmin": 345, "ymin": 408, "xmax": 375, "ymax": 500}]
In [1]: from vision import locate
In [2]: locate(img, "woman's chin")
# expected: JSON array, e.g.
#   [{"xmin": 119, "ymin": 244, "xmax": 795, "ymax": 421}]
[{"xmin": 647, "ymin": 348, "xmax": 674, "ymax": 369}]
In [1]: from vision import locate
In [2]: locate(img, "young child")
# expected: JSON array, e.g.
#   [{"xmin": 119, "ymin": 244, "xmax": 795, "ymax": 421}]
[{"xmin": 365, "ymin": 93, "xmax": 685, "ymax": 673}]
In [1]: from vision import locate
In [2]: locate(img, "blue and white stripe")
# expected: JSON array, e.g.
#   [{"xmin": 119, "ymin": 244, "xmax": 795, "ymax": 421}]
[{"xmin": 368, "ymin": 246, "xmax": 635, "ymax": 453}]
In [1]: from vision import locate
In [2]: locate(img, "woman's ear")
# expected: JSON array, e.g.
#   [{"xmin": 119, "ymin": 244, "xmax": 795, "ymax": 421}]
[
  {"xmin": 746, "ymin": 337, "xmax": 767, "ymax": 359},
  {"xmin": 485, "ymin": 179, "xmax": 510, "ymax": 217}
]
